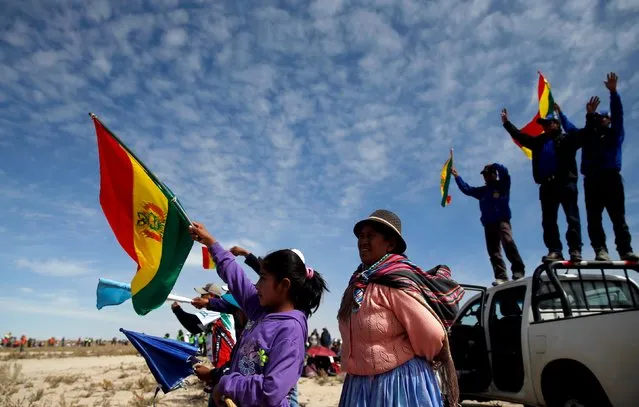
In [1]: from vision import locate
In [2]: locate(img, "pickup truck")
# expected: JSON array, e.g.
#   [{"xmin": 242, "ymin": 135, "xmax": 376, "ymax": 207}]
[{"xmin": 447, "ymin": 261, "xmax": 639, "ymax": 407}]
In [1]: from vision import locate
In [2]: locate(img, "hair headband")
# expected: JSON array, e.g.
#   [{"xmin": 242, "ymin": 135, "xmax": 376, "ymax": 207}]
[{"xmin": 290, "ymin": 248, "xmax": 305, "ymax": 264}]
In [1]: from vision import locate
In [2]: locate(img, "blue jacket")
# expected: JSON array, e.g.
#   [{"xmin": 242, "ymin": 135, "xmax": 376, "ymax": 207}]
[
  {"xmin": 503, "ymin": 121, "xmax": 581, "ymax": 184},
  {"xmin": 560, "ymin": 91, "xmax": 625, "ymax": 176},
  {"xmin": 454, "ymin": 164, "xmax": 512, "ymax": 225}
]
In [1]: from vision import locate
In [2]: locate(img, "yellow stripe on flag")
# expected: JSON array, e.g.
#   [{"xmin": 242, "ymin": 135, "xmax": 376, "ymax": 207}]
[
  {"xmin": 129, "ymin": 152, "xmax": 169, "ymax": 296},
  {"xmin": 539, "ymin": 81, "xmax": 552, "ymax": 118}
]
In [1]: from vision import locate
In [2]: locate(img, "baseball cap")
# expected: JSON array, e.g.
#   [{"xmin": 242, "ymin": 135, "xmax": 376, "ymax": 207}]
[{"xmin": 194, "ymin": 283, "xmax": 226, "ymax": 296}]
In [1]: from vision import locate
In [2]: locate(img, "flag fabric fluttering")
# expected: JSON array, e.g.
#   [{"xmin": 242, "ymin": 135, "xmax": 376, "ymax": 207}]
[
  {"xmin": 96, "ymin": 278, "xmax": 132, "ymax": 309},
  {"xmin": 440, "ymin": 150, "xmax": 454, "ymax": 207},
  {"xmin": 515, "ymin": 72, "xmax": 555, "ymax": 159},
  {"xmin": 202, "ymin": 246, "xmax": 216, "ymax": 269},
  {"xmin": 92, "ymin": 114, "xmax": 194, "ymax": 315},
  {"xmin": 96, "ymin": 278, "xmax": 194, "ymax": 310}
]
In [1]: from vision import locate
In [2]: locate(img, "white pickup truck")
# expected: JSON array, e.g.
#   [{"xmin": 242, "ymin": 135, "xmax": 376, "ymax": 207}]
[{"xmin": 447, "ymin": 261, "xmax": 639, "ymax": 407}]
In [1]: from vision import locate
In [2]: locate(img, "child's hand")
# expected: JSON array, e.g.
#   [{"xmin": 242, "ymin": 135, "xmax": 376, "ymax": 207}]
[{"xmin": 189, "ymin": 222, "xmax": 216, "ymax": 246}]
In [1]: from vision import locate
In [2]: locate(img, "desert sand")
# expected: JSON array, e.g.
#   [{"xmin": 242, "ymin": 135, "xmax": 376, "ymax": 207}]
[{"xmin": 1, "ymin": 348, "xmax": 520, "ymax": 407}]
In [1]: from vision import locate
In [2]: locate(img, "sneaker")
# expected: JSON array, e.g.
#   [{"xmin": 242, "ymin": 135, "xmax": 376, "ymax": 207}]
[
  {"xmin": 492, "ymin": 278, "xmax": 507, "ymax": 286},
  {"xmin": 621, "ymin": 252, "xmax": 639, "ymax": 262},
  {"xmin": 512, "ymin": 272, "xmax": 525, "ymax": 280},
  {"xmin": 594, "ymin": 248, "xmax": 611, "ymax": 261},
  {"xmin": 569, "ymin": 250, "xmax": 583, "ymax": 262},
  {"xmin": 542, "ymin": 252, "xmax": 564, "ymax": 262}
]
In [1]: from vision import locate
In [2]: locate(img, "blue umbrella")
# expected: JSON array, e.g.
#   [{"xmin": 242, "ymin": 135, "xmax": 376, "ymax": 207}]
[{"xmin": 120, "ymin": 328, "xmax": 200, "ymax": 394}]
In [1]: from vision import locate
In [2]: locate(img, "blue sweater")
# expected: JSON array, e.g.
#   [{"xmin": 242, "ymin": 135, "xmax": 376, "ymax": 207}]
[
  {"xmin": 455, "ymin": 164, "xmax": 512, "ymax": 225},
  {"xmin": 559, "ymin": 91, "xmax": 625, "ymax": 176}
]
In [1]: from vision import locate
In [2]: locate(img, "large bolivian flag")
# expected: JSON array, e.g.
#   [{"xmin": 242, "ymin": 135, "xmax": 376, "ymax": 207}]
[
  {"xmin": 515, "ymin": 72, "xmax": 555, "ymax": 159},
  {"xmin": 92, "ymin": 114, "xmax": 193, "ymax": 315}
]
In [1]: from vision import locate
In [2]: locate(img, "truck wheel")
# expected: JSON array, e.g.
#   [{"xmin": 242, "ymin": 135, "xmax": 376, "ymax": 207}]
[{"xmin": 546, "ymin": 379, "xmax": 610, "ymax": 407}]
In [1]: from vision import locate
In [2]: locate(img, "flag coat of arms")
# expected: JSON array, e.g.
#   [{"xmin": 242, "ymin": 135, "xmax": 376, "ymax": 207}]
[{"xmin": 92, "ymin": 115, "xmax": 193, "ymax": 315}]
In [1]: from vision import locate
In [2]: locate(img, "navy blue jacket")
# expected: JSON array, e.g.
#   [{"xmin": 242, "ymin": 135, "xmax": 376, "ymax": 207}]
[
  {"xmin": 455, "ymin": 164, "xmax": 512, "ymax": 225},
  {"xmin": 560, "ymin": 91, "xmax": 625, "ymax": 177},
  {"xmin": 503, "ymin": 122, "xmax": 581, "ymax": 184}
]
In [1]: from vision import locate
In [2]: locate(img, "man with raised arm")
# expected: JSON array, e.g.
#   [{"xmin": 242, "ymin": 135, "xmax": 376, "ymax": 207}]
[
  {"xmin": 557, "ymin": 73, "xmax": 638, "ymax": 262},
  {"xmin": 501, "ymin": 107, "xmax": 583, "ymax": 263},
  {"xmin": 453, "ymin": 163, "xmax": 525, "ymax": 285}
]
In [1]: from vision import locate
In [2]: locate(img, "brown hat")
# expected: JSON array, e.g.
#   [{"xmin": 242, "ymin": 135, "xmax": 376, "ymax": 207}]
[{"xmin": 353, "ymin": 209, "xmax": 407, "ymax": 254}]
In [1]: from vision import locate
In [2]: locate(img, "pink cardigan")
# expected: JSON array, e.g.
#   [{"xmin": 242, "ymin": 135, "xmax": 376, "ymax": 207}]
[{"xmin": 338, "ymin": 283, "xmax": 445, "ymax": 376}]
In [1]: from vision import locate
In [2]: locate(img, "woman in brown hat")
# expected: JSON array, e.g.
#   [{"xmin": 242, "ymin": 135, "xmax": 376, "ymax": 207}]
[{"xmin": 337, "ymin": 209, "xmax": 463, "ymax": 407}]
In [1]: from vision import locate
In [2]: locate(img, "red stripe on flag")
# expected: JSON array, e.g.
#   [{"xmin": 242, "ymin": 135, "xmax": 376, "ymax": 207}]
[
  {"xmin": 202, "ymin": 246, "xmax": 212, "ymax": 269},
  {"xmin": 537, "ymin": 73, "xmax": 546, "ymax": 99},
  {"xmin": 95, "ymin": 120, "xmax": 138, "ymax": 263}
]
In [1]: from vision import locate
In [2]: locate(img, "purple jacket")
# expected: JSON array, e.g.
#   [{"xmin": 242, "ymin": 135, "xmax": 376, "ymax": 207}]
[{"xmin": 208, "ymin": 243, "xmax": 307, "ymax": 407}]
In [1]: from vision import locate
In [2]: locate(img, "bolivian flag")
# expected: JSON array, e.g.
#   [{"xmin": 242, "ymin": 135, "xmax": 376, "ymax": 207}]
[
  {"xmin": 440, "ymin": 150, "xmax": 453, "ymax": 207},
  {"xmin": 92, "ymin": 115, "xmax": 193, "ymax": 315},
  {"xmin": 516, "ymin": 72, "xmax": 555, "ymax": 159},
  {"xmin": 202, "ymin": 246, "xmax": 216, "ymax": 269}
]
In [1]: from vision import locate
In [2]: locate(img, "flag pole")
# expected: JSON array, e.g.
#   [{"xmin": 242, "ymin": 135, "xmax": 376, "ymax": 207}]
[{"xmin": 89, "ymin": 112, "xmax": 193, "ymax": 225}]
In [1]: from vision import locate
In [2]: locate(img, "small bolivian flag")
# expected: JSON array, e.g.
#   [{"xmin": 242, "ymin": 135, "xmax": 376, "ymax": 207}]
[
  {"xmin": 92, "ymin": 115, "xmax": 193, "ymax": 315},
  {"xmin": 202, "ymin": 247, "xmax": 216, "ymax": 269},
  {"xmin": 440, "ymin": 151, "xmax": 453, "ymax": 207}
]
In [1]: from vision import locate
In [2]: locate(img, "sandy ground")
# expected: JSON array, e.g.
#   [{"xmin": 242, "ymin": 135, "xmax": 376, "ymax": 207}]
[{"xmin": 1, "ymin": 353, "xmax": 521, "ymax": 407}]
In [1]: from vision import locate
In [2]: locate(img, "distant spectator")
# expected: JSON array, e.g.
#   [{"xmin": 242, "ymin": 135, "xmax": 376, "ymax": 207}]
[{"xmin": 320, "ymin": 328, "xmax": 331, "ymax": 348}]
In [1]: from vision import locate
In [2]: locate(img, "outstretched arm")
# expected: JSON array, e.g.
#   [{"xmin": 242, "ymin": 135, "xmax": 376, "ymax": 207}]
[
  {"xmin": 604, "ymin": 72, "xmax": 623, "ymax": 130},
  {"xmin": 189, "ymin": 223, "xmax": 262, "ymax": 320},
  {"xmin": 230, "ymin": 246, "xmax": 261, "ymax": 275},
  {"xmin": 454, "ymin": 174, "xmax": 482, "ymax": 199},
  {"xmin": 171, "ymin": 304, "xmax": 204, "ymax": 336},
  {"xmin": 501, "ymin": 108, "xmax": 537, "ymax": 148},
  {"xmin": 555, "ymin": 103, "xmax": 580, "ymax": 134}
]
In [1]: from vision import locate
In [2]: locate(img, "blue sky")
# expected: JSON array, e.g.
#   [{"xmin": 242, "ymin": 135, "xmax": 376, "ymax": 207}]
[{"xmin": 1, "ymin": 0, "xmax": 638, "ymax": 340}]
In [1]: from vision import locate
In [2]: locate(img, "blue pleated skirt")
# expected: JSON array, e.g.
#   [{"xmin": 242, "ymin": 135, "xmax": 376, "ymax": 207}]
[{"xmin": 338, "ymin": 358, "xmax": 443, "ymax": 407}]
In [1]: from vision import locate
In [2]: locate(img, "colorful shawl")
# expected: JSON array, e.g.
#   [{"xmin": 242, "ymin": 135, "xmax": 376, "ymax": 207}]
[{"xmin": 350, "ymin": 254, "xmax": 465, "ymax": 327}]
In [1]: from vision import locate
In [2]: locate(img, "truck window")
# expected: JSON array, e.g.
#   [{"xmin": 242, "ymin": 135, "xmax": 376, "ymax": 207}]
[
  {"xmin": 538, "ymin": 279, "xmax": 639, "ymax": 311},
  {"xmin": 457, "ymin": 298, "xmax": 481, "ymax": 327}
]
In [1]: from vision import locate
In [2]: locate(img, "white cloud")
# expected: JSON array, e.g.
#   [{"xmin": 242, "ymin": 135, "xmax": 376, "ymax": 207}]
[
  {"xmin": 15, "ymin": 258, "xmax": 94, "ymax": 277},
  {"xmin": 163, "ymin": 28, "xmax": 188, "ymax": 47},
  {"xmin": 20, "ymin": 287, "xmax": 33, "ymax": 293}
]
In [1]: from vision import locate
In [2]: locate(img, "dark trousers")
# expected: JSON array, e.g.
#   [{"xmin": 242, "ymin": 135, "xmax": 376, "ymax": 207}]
[
  {"xmin": 484, "ymin": 221, "xmax": 525, "ymax": 280},
  {"xmin": 584, "ymin": 171, "xmax": 633, "ymax": 254},
  {"xmin": 539, "ymin": 181, "xmax": 582, "ymax": 253}
]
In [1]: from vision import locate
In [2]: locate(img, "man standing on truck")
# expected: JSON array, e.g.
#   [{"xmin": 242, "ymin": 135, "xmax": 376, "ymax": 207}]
[
  {"xmin": 452, "ymin": 163, "xmax": 526, "ymax": 285},
  {"xmin": 556, "ymin": 72, "xmax": 639, "ymax": 262},
  {"xmin": 501, "ymin": 108, "xmax": 583, "ymax": 263}
]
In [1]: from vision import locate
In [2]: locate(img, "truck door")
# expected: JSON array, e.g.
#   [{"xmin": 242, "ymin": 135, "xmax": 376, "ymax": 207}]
[
  {"xmin": 488, "ymin": 285, "xmax": 526, "ymax": 393},
  {"xmin": 448, "ymin": 285, "xmax": 491, "ymax": 393}
]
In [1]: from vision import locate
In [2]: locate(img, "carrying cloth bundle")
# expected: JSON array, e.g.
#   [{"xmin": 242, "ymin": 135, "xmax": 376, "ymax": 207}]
[{"xmin": 348, "ymin": 253, "xmax": 465, "ymax": 406}]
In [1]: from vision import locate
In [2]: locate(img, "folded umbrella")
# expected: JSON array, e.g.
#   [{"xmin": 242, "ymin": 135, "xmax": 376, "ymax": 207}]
[{"xmin": 120, "ymin": 328, "xmax": 199, "ymax": 394}]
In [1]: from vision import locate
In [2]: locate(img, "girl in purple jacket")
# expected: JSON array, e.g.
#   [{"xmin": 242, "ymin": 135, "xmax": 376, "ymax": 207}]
[{"xmin": 190, "ymin": 222, "xmax": 328, "ymax": 407}]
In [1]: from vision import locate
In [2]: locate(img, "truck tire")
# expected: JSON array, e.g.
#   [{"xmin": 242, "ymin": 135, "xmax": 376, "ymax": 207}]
[{"xmin": 542, "ymin": 361, "xmax": 611, "ymax": 407}]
